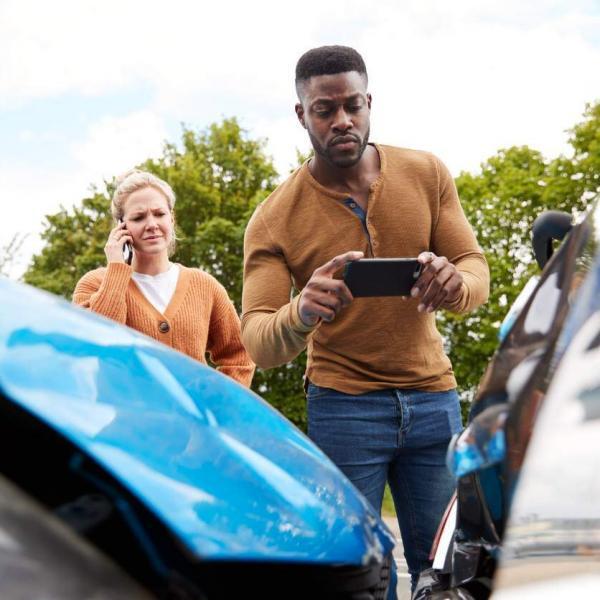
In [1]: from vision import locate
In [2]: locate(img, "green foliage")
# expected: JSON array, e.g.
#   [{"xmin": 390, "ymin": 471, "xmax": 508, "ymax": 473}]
[
  {"xmin": 568, "ymin": 102, "xmax": 600, "ymax": 194},
  {"xmin": 254, "ymin": 355, "xmax": 308, "ymax": 431},
  {"xmin": 24, "ymin": 193, "xmax": 113, "ymax": 297},
  {"xmin": 382, "ymin": 484, "xmax": 395, "ymax": 517}
]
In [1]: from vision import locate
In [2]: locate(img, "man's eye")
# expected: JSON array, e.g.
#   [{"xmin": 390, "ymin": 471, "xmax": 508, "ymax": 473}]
[{"xmin": 347, "ymin": 104, "xmax": 362, "ymax": 112}]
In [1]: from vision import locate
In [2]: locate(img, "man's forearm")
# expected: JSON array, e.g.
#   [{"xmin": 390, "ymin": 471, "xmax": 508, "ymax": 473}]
[
  {"xmin": 444, "ymin": 255, "xmax": 490, "ymax": 314},
  {"xmin": 241, "ymin": 295, "xmax": 318, "ymax": 369}
]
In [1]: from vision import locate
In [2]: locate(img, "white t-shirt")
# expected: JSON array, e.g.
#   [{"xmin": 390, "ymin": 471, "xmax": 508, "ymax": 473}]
[{"xmin": 132, "ymin": 263, "xmax": 180, "ymax": 314}]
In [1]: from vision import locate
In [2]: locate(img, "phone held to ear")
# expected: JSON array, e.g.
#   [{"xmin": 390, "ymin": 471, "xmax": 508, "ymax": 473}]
[
  {"xmin": 343, "ymin": 258, "xmax": 422, "ymax": 297},
  {"xmin": 119, "ymin": 219, "xmax": 133, "ymax": 265}
]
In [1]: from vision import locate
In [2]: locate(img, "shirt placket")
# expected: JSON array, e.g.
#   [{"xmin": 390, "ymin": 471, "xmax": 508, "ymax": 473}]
[{"xmin": 343, "ymin": 198, "xmax": 375, "ymax": 257}]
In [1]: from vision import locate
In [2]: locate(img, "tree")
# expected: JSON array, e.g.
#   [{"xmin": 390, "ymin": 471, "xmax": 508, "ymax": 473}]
[
  {"xmin": 24, "ymin": 194, "xmax": 113, "ymax": 296},
  {"xmin": 569, "ymin": 102, "xmax": 600, "ymax": 196},
  {"xmin": 0, "ymin": 233, "xmax": 28, "ymax": 278}
]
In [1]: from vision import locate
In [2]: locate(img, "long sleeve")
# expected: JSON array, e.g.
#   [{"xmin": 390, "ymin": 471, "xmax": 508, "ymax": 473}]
[
  {"xmin": 207, "ymin": 283, "xmax": 256, "ymax": 387},
  {"xmin": 432, "ymin": 158, "xmax": 490, "ymax": 314},
  {"xmin": 241, "ymin": 208, "xmax": 318, "ymax": 369},
  {"xmin": 72, "ymin": 263, "xmax": 133, "ymax": 323}
]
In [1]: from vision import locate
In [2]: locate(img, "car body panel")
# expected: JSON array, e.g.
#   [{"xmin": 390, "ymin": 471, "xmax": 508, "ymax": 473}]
[
  {"xmin": 493, "ymin": 567, "xmax": 600, "ymax": 599},
  {"xmin": 0, "ymin": 278, "xmax": 393, "ymax": 566}
]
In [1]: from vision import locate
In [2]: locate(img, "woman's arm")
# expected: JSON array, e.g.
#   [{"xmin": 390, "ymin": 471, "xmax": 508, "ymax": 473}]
[
  {"xmin": 207, "ymin": 284, "xmax": 255, "ymax": 388},
  {"xmin": 72, "ymin": 263, "xmax": 133, "ymax": 324}
]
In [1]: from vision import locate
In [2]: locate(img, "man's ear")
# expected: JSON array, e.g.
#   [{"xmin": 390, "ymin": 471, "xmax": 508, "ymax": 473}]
[{"xmin": 295, "ymin": 103, "xmax": 306, "ymax": 129}]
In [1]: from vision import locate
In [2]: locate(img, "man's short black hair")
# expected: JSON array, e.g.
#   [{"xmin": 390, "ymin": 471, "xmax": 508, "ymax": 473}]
[{"xmin": 295, "ymin": 45, "xmax": 367, "ymax": 85}]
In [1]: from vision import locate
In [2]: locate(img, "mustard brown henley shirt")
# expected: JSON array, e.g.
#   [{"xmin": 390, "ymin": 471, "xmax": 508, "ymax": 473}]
[{"xmin": 242, "ymin": 144, "xmax": 490, "ymax": 394}]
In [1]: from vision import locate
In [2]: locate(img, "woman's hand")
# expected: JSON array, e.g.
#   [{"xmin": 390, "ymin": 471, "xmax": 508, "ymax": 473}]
[{"xmin": 105, "ymin": 222, "xmax": 133, "ymax": 264}]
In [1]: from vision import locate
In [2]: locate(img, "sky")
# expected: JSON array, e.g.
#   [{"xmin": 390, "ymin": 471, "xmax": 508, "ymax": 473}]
[{"xmin": 1, "ymin": 0, "xmax": 599, "ymax": 278}]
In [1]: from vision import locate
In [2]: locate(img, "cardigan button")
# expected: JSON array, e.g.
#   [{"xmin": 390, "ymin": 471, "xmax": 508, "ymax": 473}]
[{"xmin": 158, "ymin": 321, "xmax": 170, "ymax": 333}]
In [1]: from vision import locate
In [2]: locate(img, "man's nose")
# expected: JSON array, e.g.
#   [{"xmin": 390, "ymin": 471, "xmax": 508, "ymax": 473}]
[{"xmin": 332, "ymin": 107, "xmax": 352, "ymax": 131}]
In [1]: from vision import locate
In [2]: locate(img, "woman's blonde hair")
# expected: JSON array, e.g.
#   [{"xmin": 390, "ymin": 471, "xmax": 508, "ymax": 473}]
[
  {"xmin": 112, "ymin": 169, "xmax": 178, "ymax": 255},
  {"xmin": 111, "ymin": 169, "xmax": 176, "ymax": 221}
]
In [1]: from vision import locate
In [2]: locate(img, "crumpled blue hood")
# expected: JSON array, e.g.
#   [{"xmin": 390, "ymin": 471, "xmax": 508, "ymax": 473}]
[{"xmin": 0, "ymin": 279, "xmax": 393, "ymax": 565}]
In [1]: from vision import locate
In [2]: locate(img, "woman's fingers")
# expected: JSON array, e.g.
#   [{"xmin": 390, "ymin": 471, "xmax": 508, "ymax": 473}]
[{"xmin": 104, "ymin": 223, "xmax": 132, "ymax": 264}]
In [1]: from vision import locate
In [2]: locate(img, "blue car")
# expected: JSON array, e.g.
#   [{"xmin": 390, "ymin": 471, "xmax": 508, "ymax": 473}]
[{"xmin": 0, "ymin": 277, "xmax": 395, "ymax": 599}]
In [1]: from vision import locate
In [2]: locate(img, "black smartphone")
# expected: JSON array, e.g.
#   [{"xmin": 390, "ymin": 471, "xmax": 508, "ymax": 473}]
[
  {"xmin": 119, "ymin": 219, "xmax": 133, "ymax": 265},
  {"xmin": 343, "ymin": 258, "xmax": 422, "ymax": 297}
]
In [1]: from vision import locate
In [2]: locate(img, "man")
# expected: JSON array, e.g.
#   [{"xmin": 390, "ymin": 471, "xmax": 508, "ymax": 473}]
[{"xmin": 242, "ymin": 46, "xmax": 489, "ymax": 591}]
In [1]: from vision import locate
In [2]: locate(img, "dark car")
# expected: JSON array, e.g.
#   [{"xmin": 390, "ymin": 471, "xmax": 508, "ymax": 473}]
[
  {"xmin": 414, "ymin": 194, "xmax": 600, "ymax": 598},
  {"xmin": 0, "ymin": 276, "xmax": 395, "ymax": 599}
]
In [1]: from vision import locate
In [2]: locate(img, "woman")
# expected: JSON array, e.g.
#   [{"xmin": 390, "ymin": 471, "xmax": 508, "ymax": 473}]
[{"xmin": 73, "ymin": 169, "xmax": 254, "ymax": 387}]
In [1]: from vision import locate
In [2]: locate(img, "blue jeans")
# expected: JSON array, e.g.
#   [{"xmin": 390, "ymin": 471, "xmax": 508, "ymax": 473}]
[{"xmin": 306, "ymin": 384, "xmax": 461, "ymax": 593}]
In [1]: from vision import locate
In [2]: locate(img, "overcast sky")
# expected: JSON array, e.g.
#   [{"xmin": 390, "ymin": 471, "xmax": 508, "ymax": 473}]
[{"xmin": 1, "ymin": 0, "xmax": 599, "ymax": 278}]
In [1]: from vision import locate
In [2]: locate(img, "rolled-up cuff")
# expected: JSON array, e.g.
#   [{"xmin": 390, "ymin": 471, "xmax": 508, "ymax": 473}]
[
  {"xmin": 289, "ymin": 293, "xmax": 320, "ymax": 333},
  {"xmin": 442, "ymin": 282, "xmax": 467, "ymax": 313}
]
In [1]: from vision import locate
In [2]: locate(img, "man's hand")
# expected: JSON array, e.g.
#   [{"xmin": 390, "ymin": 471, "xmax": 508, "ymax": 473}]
[
  {"xmin": 410, "ymin": 251, "xmax": 462, "ymax": 313},
  {"xmin": 298, "ymin": 251, "xmax": 364, "ymax": 326}
]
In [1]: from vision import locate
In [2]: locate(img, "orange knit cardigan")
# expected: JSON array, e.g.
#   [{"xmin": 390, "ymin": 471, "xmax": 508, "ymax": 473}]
[{"xmin": 73, "ymin": 263, "xmax": 254, "ymax": 387}]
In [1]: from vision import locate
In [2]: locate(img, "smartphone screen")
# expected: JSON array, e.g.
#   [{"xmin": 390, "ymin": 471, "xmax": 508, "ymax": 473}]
[{"xmin": 343, "ymin": 258, "xmax": 421, "ymax": 297}]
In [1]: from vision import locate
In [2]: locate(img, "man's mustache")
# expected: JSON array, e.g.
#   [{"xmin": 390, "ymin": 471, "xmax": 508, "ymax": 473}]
[{"xmin": 329, "ymin": 134, "xmax": 361, "ymax": 147}]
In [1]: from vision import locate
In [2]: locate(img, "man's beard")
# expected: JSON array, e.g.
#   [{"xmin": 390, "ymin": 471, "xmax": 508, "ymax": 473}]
[{"xmin": 309, "ymin": 126, "xmax": 370, "ymax": 168}]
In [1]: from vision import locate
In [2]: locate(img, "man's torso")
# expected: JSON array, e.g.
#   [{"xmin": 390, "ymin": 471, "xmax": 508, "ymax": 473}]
[{"xmin": 252, "ymin": 144, "xmax": 455, "ymax": 393}]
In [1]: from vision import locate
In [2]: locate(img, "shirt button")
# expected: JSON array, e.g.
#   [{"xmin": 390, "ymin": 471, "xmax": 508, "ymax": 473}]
[
  {"xmin": 159, "ymin": 321, "xmax": 170, "ymax": 333},
  {"xmin": 349, "ymin": 202, "xmax": 357, "ymax": 208}
]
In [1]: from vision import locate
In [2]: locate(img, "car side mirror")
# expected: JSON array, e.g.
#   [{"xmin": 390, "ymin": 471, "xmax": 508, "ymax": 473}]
[
  {"xmin": 532, "ymin": 211, "xmax": 573, "ymax": 270},
  {"xmin": 447, "ymin": 404, "xmax": 508, "ymax": 479}
]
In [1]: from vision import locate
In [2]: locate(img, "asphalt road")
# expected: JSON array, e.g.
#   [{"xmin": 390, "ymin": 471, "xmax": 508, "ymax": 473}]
[{"xmin": 383, "ymin": 516, "xmax": 412, "ymax": 600}]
